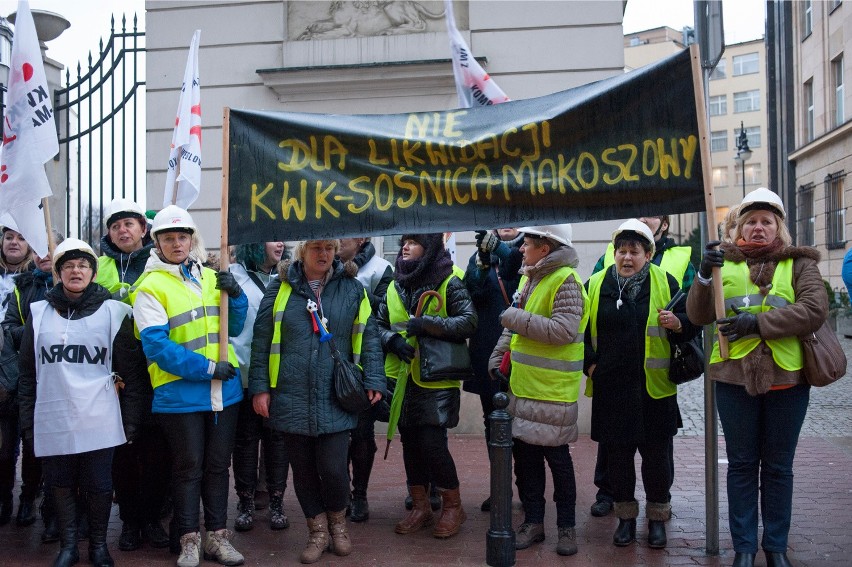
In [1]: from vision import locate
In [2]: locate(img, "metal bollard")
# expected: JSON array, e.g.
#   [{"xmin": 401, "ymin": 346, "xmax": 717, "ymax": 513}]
[{"xmin": 486, "ymin": 391, "xmax": 515, "ymax": 567}]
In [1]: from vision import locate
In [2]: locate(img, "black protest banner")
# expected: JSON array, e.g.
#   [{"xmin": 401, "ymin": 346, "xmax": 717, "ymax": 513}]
[{"xmin": 227, "ymin": 47, "xmax": 706, "ymax": 244}]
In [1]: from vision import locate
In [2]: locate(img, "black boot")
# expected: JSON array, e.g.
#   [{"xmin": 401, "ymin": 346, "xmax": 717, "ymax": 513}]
[
  {"xmin": 613, "ymin": 519, "xmax": 636, "ymax": 546},
  {"xmin": 87, "ymin": 491, "xmax": 114, "ymax": 567},
  {"xmin": 41, "ymin": 492, "xmax": 60, "ymax": 544},
  {"xmin": 0, "ymin": 494, "xmax": 11, "ymax": 526},
  {"xmin": 16, "ymin": 495, "xmax": 37, "ymax": 526},
  {"xmin": 732, "ymin": 552, "xmax": 756, "ymax": 567},
  {"xmin": 75, "ymin": 492, "xmax": 89, "ymax": 541},
  {"xmin": 647, "ymin": 520, "xmax": 666, "ymax": 548},
  {"xmin": 350, "ymin": 492, "xmax": 369, "ymax": 523},
  {"xmin": 52, "ymin": 486, "xmax": 80, "ymax": 567},
  {"xmin": 350, "ymin": 440, "xmax": 375, "ymax": 523},
  {"xmin": 765, "ymin": 551, "xmax": 792, "ymax": 567},
  {"xmin": 118, "ymin": 521, "xmax": 141, "ymax": 551}
]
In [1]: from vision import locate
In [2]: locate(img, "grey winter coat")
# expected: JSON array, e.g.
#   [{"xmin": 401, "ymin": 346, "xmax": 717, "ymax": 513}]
[{"xmin": 248, "ymin": 258, "xmax": 385, "ymax": 436}]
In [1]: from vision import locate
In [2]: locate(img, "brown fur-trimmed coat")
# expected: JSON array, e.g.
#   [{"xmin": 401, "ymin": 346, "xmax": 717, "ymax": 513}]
[{"xmin": 686, "ymin": 243, "xmax": 827, "ymax": 395}]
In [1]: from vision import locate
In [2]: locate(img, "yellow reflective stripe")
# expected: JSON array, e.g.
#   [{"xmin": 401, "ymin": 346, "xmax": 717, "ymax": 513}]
[
  {"xmin": 274, "ymin": 310, "xmax": 285, "ymax": 324},
  {"xmin": 646, "ymin": 357, "xmax": 670, "ymax": 369},
  {"xmin": 511, "ymin": 351, "xmax": 584, "ymax": 372},
  {"xmin": 647, "ymin": 325, "xmax": 666, "ymax": 337},
  {"xmin": 168, "ymin": 306, "xmax": 220, "ymax": 329},
  {"xmin": 270, "ymin": 343, "xmax": 281, "ymax": 355},
  {"xmin": 390, "ymin": 321, "xmax": 407, "ymax": 332},
  {"xmin": 351, "ymin": 322, "xmax": 365, "ymax": 335}
]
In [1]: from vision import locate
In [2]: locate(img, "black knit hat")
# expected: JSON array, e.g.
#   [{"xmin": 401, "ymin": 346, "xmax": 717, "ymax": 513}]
[{"xmin": 399, "ymin": 233, "xmax": 443, "ymax": 250}]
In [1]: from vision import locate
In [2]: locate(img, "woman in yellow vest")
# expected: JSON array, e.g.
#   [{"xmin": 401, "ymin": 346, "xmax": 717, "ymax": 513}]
[
  {"xmin": 687, "ymin": 188, "xmax": 827, "ymax": 567},
  {"xmin": 248, "ymin": 238, "xmax": 384, "ymax": 564},
  {"xmin": 487, "ymin": 224, "xmax": 586, "ymax": 557},
  {"xmin": 585, "ymin": 219, "xmax": 698, "ymax": 550},
  {"xmin": 377, "ymin": 233, "xmax": 477, "ymax": 540}
]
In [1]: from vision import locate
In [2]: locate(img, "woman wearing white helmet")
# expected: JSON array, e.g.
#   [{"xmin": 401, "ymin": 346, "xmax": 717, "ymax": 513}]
[
  {"xmin": 17, "ymin": 238, "xmax": 147, "ymax": 567},
  {"xmin": 132, "ymin": 205, "xmax": 248, "ymax": 567},
  {"xmin": 687, "ymin": 188, "xmax": 827, "ymax": 567},
  {"xmin": 97, "ymin": 198, "xmax": 153, "ymax": 301},
  {"xmin": 584, "ymin": 219, "xmax": 699, "ymax": 550},
  {"xmin": 488, "ymin": 224, "xmax": 586, "ymax": 557}
]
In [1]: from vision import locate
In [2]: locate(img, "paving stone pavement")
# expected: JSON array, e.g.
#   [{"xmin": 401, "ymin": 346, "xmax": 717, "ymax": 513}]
[{"xmin": 2, "ymin": 334, "xmax": 850, "ymax": 566}]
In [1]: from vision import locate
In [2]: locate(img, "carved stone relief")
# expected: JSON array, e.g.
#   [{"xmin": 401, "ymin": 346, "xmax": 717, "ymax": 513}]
[{"xmin": 289, "ymin": 1, "xmax": 451, "ymax": 40}]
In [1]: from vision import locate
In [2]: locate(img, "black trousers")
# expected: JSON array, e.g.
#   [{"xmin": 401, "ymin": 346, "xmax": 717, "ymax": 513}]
[
  {"xmin": 113, "ymin": 422, "xmax": 171, "ymax": 524},
  {"xmin": 284, "ymin": 430, "xmax": 350, "ymax": 519},
  {"xmin": 157, "ymin": 404, "xmax": 240, "ymax": 536},
  {"xmin": 399, "ymin": 425, "xmax": 459, "ymax": 490},
  {"xmin": 348, "ymin": 407, "xmax": 377, "ymax": 496},
  {"xmin": 512, "ymin": 438, "xmax": 576, "ymax": 528},
  {"xmin": 605, "ymin": 437, "xmax": 672, "ymax": 505},
  {"xmin": 0, "ymin": 410, "xmax": 41, "ymax": 503},
  {"xmin": 232, "ymin": 393, "xmax": 289, "ymax": 495}
]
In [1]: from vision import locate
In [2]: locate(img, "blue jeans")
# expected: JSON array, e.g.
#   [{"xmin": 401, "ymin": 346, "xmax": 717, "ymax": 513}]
[
  {"xmin": 512, "ymin": 438, "xmax": 576, "ymax": 528},
  {"xmin": 715, "ymin": 382, "xmax": 809, "ymax": 553}
]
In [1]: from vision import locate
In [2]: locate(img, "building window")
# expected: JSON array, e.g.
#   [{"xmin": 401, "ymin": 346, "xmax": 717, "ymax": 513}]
[
  {"xmin": 743, "ymin": 125, "xmax": 761, "ymax": 148},
  {"xmin": 826, "ymin": 172, "xmax": 846, "ymax": 248},
  {"xmin": 734, "ymin": 163, "xmax": 762, "ymax": 191},
  {"xmin": 733, "ymin": 53, "xmax": 759, "ymax": 76},
  {"xmin": 803, "ymin": 0, "xmax": 813, "ymax": 37},
  {"xmin": 830, "ymin": 0, "xmax": 842, "ymax": 13},
  {"xmin": 797, "ymin": 184, "xmax": 815, "ymax": 246},
  {"xmin": 734, "ymin": 89, "xmax": 761, "ymax": 113},
  {"xmin": 709, "ymin": 95, "xmax": 727, "ymax": 116},
  {"xmin": 804, "ymin": 80, "xmax": 814, "ymax": 142},
  {"xmin": 712, "ymin": 166, "xmax": 728, "ymax": 187},
  {"xmin": 832, "ymin": 55, "xmax": 845, "ymax": 127},
  {"xmin": 710, "ymin": 130, "xmax": 727, "ymax": 152},
  {"xmin": 710, "ymin": 58, "xmax": 726, "ymax": 80},
  {"xmin": 383, "ymin": 235, "xmax": 400, "ymax": 265}
]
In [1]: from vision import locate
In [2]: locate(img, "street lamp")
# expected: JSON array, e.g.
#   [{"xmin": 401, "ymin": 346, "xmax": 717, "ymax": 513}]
[{"xmin": 734, "ymin": 121, "xmax": 752, "ymax": 198}]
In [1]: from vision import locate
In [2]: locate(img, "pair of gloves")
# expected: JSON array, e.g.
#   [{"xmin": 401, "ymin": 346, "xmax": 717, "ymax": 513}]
[
  {"xmin": 386, "ymin": 316, "xmax": 436, "ymax": 363},
  {"xmin": 475, "ymin": 230, "xmax": 509, "ymax": 269},
  {"xmin": 699, "ymin": 241, "xmax": 759, "ymax": 342},
  {"xmin": 210, "ymin": 271, "xmax": 241, "ymax": 380}
]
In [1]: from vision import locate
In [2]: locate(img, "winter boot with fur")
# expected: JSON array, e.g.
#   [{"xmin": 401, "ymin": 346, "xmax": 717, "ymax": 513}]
[
  {"xmin": 395, "ymin": 485, "xmax": 433, "ymax": 534},
  {"xmin": 432, "ymin": 487, "xmax": 466, "ymax": 539},
  {"xmin": 646, "ymin": 501, "xmax": 671, "ymax": 548},
  {"xmin": 300, "ymin": 514, "xmax": 330, "ymax": 564},
  {"xmin": 613, "ymin": 500, "xmax": 639, "ymax": 547}
]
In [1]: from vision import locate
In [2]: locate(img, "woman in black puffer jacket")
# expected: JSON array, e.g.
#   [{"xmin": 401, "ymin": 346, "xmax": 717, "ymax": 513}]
[{"xmin": 377, "ymin": 233, "xmax": 477, "ymax": 540}]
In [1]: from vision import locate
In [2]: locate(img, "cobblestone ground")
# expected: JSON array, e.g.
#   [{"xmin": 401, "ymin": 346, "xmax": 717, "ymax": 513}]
[{"xmin": 677, "ymin": 332, "xmax": 852, "ymax": 437}]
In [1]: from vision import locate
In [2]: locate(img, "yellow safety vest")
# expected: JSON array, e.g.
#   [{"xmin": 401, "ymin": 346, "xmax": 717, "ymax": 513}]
[
  {"xmin": 267, "ymin": 282, "xmax": 372, "ymax": 388},
  {"xmin": 384, "ymin": 275, "xmax": 460, "ymax": 390},
  {"xmin": 96, "ymin": 256, "xmax": 132, "ymax": 302},
  {"xmin": 510, "ymin": 266, "xmax": 589, "ymax": 403},
  {"xmin": 133, "ymin": 268, "xmax": 239, "ymax": 388},
  {"xmin": 602, "ymin": 243, "xmax": 692, "ymax": 284},
  {"xmin": 587, "ymin": 263, "xmax": 676, "ymax": 399},
  {"xmin": 710, "ymin": 259, "xmax": 802, "ymax": 370}
]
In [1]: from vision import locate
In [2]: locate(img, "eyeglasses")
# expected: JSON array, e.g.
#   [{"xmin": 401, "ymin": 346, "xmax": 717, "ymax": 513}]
[{"xmin": 60, "ymin": 261, "xmax": 93, "ymax": 273}]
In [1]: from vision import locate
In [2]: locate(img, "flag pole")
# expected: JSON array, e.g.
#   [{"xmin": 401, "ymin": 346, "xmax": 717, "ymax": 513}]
[
  {"xmin": 690, "ymin": 43, "xmax": 728, "ymax": 358},
  {"xmin": 171, "ymin": 160, "xmax": 180, "ymax": 205},
  {"xmin": 218, "ymin": 107, "xmax": 230, "ymax": 362},
  {"xmin": 41, "ymin": 196, "xmax": 57, "ymax": 282}
]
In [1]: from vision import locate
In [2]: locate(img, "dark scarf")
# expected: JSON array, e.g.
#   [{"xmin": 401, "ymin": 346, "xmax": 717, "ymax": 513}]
[
  {"xmin": 610, "ymin": 261, "xmax": 651, "ymax": 303},
  {"xmin": 395, "ymin": 235, "xmax": 453, "ymax": 291},
  {"xmin": 46, "ymin": 282, "xmax": 110, "ymax": 315}
]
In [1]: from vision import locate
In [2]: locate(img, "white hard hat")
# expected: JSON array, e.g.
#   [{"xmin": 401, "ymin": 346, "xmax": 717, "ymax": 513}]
[
  {"xmin": 104, "ymin": 198, "xmax": 146, "ymax": 228},
  {"xmin": 53, "ymin": 238, "xmax": 97, "ymax": 271},
  {"xmin": 518, "ymin": 224, "xmax": 573, "ymax": 247},
  {"xmin": 612, "ymin": 219, "xmax": 656, "ymax": 257},
  {"xmin": 739, "ymin": 187, "xmax": 785, "ymax": 219},
  {"xmin": 150, "ymin": 205, "xmax": 197, "ymax": 237}
]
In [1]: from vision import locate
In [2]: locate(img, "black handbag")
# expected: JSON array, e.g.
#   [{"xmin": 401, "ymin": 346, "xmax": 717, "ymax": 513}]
[
  {"xmin": 665, "ymin": 290, "xmax": 704, "ymax": 385},
  {"xmin": 329, "ymin": 337, "xmax": 372, "ymax": 414},
  {"xmin": 418, "ymin": 336, "xmax": 475, "ymax": 383}
]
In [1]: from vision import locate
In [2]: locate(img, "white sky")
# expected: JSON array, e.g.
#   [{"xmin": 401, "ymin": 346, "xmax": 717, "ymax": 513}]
[{"xmin": 1, "ymin": 0, "xmax": 766, "ymax": 74}]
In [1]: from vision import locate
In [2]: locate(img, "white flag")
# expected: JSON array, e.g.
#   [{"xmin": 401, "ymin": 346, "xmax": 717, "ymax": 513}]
[
  {"xmin": 0, "ymin": 192, "xmax": 49, "ymax": 258},
  {"xmin": 0, "ymin": 0, "xmax": 59, "ymax": 257},
  {"xmin": 164, "ymin": 30, "xmax": 202, "ymax": 209},
  {"xmin": 444, "ymin": 0, "xmax": 510, "ymax": 108}
]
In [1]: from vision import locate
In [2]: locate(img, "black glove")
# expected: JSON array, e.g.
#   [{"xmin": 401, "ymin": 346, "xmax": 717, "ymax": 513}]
[
  {"xmin": 475, "ymin": 230, "xmax": 487, "ymax": 249},
  {"xmin": 478, "ymin": 230, "xmax": 500, "ymax": 253},
  {"xmin": 215, "ymin": 271, "xmax": 241, "ymax": 298},
  {"xmin": 717, "ymin": 305, "xmax": 759, "ymax": 342},
  {"xmin": 490, "ymin": 368, "xmax": 509, "ymax": 385},
  {"xmin": 212, "ymin": 361, "xmax": 237, "ymax": 381},
  {"xmin": 387, "ymin": 334, "xmax": 415, "ymax": 363},
  {"xmin": 406, "ymin": 317, "xmax": 429, "ymax": 337},
  {"xmin": 475, "ymin": 250, "xmax": 491, "ymax": 270},
  {"xmin": 699, "ymin": 241, "xmax": 725, "ymax": 278}
]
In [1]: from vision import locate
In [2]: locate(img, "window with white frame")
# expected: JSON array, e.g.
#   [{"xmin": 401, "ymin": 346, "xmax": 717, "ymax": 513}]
[
  {"xmin": 744, "ymin": 126, "xmax": 761, "ymax": 148},
  {"xmin": 832, "ymin": 55, "xmax": 845, "ymax": 127},
  {"xmin": 710, "ymin": 130, "xmax": 727, "ymax": 152},
  {"xmin": 826, "ymin": 172, "xmax": 846, "ymax": 247},
  {"xmin": 734, "ymin": 90, "xmax": 760, "ymax": 113},
  {"xmin": 803, "ymin": 0, "xmax": 813, "ymax": 37},
  {"xmin": 709, "ymin": 95, "xmax": 727, "ymax": 116},
  {"xmin": 797, "ymin": 184, "xmax": 815, "ymax": 247},
  {"xmin": 804, "ymin": 80, "xmax": 814, "ymax": 142},
  {"xmin": 712, "ymin": 166, "xmax": 728, "ymax": 187},
  {"xmin": 745, "ymin": 163, "xmax": 762, "ymax": 185},
  {"xmin": 733, "ymin": 53, "xmax": 759, "ymax": 76},
  {"xmin": 710, "ymin": 58, "xmax": 726, "ymax": 80}
]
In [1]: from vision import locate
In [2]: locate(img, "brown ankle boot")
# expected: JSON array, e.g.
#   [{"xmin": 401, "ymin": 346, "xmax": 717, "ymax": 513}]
[
  {"xmin": 300, "ymin": 514, "xmax": 329, "ymax": 564},
  {"xmin": 326, "ymin": 509, "xmax": 352, "ymax": 556},
  {"xmin": 395, "ymin": 485, "xmax": 433, "ymax": 534},
  {"xmin": 432, "ymin": 487, "xmax": 466, "ymax": 539}
]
